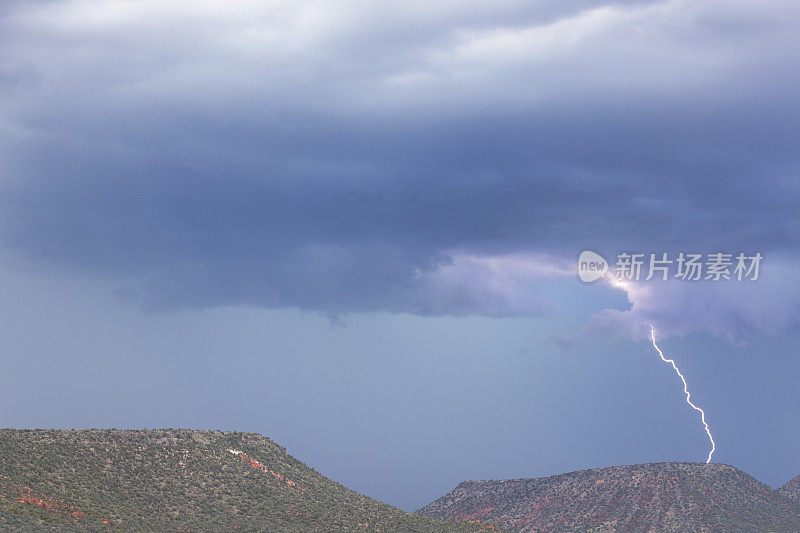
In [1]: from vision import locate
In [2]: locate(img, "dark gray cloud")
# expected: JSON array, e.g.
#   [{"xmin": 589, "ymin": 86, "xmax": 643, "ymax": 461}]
[{"xmin": 1, "ymin": 0, "xmax": 799, "ymax": 325}]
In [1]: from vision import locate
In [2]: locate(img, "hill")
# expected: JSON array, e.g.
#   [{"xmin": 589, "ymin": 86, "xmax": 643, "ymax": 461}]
[
  {"xmin": 779, "ymin": 474, "xmax": 800, "ymax": 503},
  {"xmin": 418, "ymin": 462, "xmax": 800, "ymax": 532},
  {"xmin": 0, "ymin": 429, "xmax": 499, "ymax": 532}
]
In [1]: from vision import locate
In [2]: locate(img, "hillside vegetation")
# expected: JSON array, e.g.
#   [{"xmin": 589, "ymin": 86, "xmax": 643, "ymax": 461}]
[
  {"xmin": 0, "ymin": 429, "xmax": 498, "ymax": 532},
  {"xmin": 418, "ymin": 462, "xmax": 800, "ymax": 532},
  {"xmin": 778, "ymin": 474, "xmax": 800, "ymax": 503}
]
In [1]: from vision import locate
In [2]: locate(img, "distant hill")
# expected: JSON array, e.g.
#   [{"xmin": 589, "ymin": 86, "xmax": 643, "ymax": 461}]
[
  {"xmin": 779, "ymin": 474, "xmax": 800, "ymax": 503},
  {"xmin": 418, "ymin": 462, "xmax": 800, "ymax": 532},
  {"xmin": 0, "ymin": 429, "xmax": 498, "ymax": 532}
]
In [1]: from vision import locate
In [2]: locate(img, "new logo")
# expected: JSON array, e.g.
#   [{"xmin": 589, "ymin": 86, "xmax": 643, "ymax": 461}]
[{"xmin": 578, "ymin": 250, "xmax": 608, "ymax": 283}]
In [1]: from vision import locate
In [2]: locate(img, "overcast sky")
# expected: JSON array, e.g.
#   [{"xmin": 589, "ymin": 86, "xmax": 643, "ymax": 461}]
[{"xmin": 1, "ymin": 0, "xmax": 799, "ymax": 511}]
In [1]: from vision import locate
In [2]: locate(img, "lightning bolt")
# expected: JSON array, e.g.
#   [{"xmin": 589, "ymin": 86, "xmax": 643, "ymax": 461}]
[{"xmin": 649, "ymin": 324, "xmax": 716, "ymax": 463}]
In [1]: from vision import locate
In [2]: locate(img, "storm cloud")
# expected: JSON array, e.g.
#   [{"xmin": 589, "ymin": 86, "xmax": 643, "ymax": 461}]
[
  {"xmin": 1, "ymin": 0, "xmax": 799, "ymax": 332},
  {"xmin": 586, "ymin": 257, "xmax": 800, "ymax": 342}
]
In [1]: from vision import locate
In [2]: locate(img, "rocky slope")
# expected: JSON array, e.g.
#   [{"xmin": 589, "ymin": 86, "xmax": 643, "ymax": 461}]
[
  {"xmin": 0, "ymin": 429, "xmax": 498, "ymax": 532},
  {"xmin": 418, "ymin": 462, "xmax": 800, "ymax": 532},
  {"xmin": 778, "ymin": 474, "xmax": 800, "ymax": 503}
]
